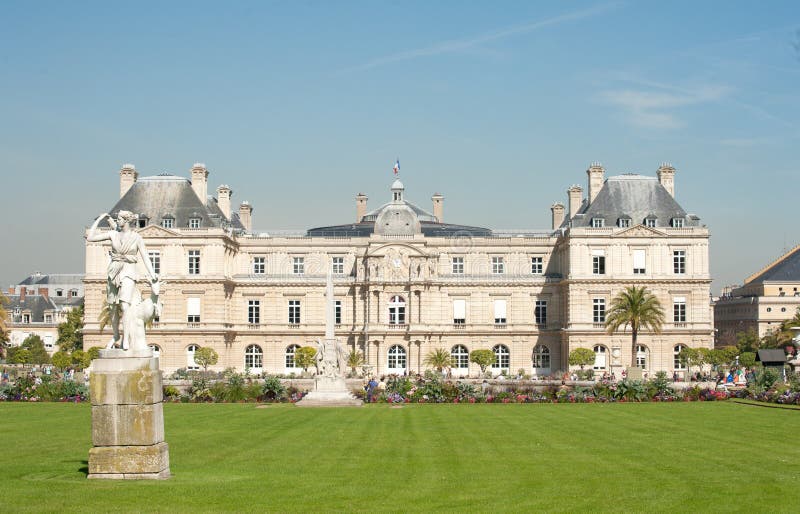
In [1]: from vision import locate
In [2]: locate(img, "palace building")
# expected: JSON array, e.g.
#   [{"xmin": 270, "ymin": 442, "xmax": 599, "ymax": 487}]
[{"xmin": 83, "ymin": 162, "xmax": 713, "ymax": 377}]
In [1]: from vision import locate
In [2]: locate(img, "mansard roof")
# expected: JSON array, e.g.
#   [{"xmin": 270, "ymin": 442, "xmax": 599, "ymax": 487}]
[
  {"xmin": 306, "ymin": 221, "xmax": 493, "ymax": 238},
  {"xmin": 570, "ymin": 174, "xmax": 699, "ymax": 228},
  {"xmin": 103, "ymin": 174, "xmax": 244, "ymax": 231},
  {"xmin": 6, "ymin": 294, "xmax": 58, "ymax": 322},
  {"xmin": 745, "ymin": 245, "xmax": 800, "ymax": 284},
  {"xmin": 18, "ymin": 273, "xmax": 84, "ymax": 287}
]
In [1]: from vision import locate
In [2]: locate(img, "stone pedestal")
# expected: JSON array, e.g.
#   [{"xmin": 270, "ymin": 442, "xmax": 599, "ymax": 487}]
[{"xmin": 88, "ymin": 351, "xmax": 170, "ymax": 480}]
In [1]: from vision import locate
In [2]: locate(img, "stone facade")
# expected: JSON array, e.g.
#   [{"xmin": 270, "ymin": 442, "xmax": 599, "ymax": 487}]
[{"xmin": 83, "ymin": 163, "xmax": 713, "ymax": 378}]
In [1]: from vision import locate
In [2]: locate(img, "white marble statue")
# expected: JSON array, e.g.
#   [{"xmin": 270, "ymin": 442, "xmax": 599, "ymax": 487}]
[{"xmin": 86, "ymin": 211, "xmax": 159, "ymax": 351}]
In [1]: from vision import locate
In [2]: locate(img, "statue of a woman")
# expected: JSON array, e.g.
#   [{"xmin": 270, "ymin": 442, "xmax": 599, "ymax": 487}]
[{"xmin": 86, "ymin": 211, "xmax": 158, "ymax": 350}]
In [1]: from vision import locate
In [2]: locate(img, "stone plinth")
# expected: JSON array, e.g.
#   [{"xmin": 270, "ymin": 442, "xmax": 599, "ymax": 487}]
[{"xmin": 88, "ymin": 354, "xmax": 170, "ymax": 480}]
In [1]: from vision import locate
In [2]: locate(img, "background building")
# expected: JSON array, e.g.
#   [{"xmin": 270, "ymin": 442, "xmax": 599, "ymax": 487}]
[
  {"xmin": 83, "ymin": 162, "xmax": 713, "ymax": 377},
  {"xmin": 715, "ymin": 245, "xmax": 800, "ymax": 346}
]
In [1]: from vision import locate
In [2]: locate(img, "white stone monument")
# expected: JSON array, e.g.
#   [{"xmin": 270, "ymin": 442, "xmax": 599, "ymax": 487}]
[
  {"xmin": 86, "ymin": 212, "xmax": 170, "ymax": 479},
  {"xmin": 296, "ymin": 270, "xmax": 362, "ymax": 407}
]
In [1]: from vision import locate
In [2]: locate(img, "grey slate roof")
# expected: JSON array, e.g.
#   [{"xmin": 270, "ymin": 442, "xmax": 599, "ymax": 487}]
[
  {"xmin": 746, "ymin": 246, "xmax": 800, "ymax": 284},
  {"xmin": 569, "ymin": 174, "xmax": 699, "ymax": 228},
  {"xmin": 5, "ymin": 295, "xmax": 58, "ymax": 323},
  {"xmin": 756, "ymin": 349, "xmax": 787, "ymax": 364},
  {"xmin": 103, "ymin": 175, "xmax": 244, "ymax": 231},
  {"xmin": 306, "ymin": 221, "xmax": 493, "ymax": 238},
  {"xmin": 362, "ymin": 200, "xmax": 438, "ymax": 223}
]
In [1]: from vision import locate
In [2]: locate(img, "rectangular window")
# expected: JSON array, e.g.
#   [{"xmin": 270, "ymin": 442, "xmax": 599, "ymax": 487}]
[
  {"xmin": 452, "ymin": 256, "xmax": 464, "ymax": 275},
  {"xmin": 494, "ymin": 299, "xmax": 507, "ymax": 325},
  {"xmin": 187, "ymin": 297, "xmax": 201, "ymax": 323},
  {"xmin": 593, "ymin": 298, "xmax": 606, "ymax": 323},
  {"xmin": 671, "ymin": 218, "xmax": 685, "ymax": 228},
  {"xmin": 673, "ymin": 250, "xmax": 686, "ymax": 274},
  {"xmin": 645, "ymin": 218, "xmax": 656, "ymax": 228},
  {"xmin": 618, "ymin": 218, "xmax": 631, "ymax": 228},
  {"xmin": 148, "ymin": 251, "xmax": 161, "ymax": 276},
  {"xmin": 188, "ymin": 250, "xmax": 200, "ymax": 275},
  {"xmin": 335, "ymin": 300, "xmax": 342, "ymax": 324},
  {"xmin": 491, "ymin": 257, "xmax": 504, "ymax": 275},
  {"xmin": 161, "ymin": 218, "xmax": 174, "ymax": 229},
  {"xmin": 535, "ymin": 300, "xmax": 547, "ymax": 325},
  {"xmin": 673, "ymin": 297, "xmax": 686, "ymax": 323},
  {"xmin": 531, "ymin": 256, "xmax": 543, "ymax": 275},
  {"xmin": 22, "ymin": 314, "xmax": 30, "ymax": 323},
  {"xmin": 591, "ymin": 218, "xmax": 605, "ymax": 228},
  {"xmin": 592, "ymin": 251, "xmax": 605, "ymax": 275},
  {"xmin": 453, "ymin": 299, "xmax": 466, "ymax": 325},
  {"xmin": 288, "ymin": 300, "xmax": 301, "ymax": 324},
  {"xmin": 253, "ymin": 256, "xmax": 265, "ymax": 275},
  {"xmin": 332, "ymin": 257, "xmax": 344, "ymax": 275},
  {"xmin": 293, "ymin": 257, "xmax": 304, "ymax": 275},
  {"xmin": 633, "ymin": 249, "xmax": 646, "ymax": 274},
  {"xmin": 189, "ymin": 218, "xmax": 200, "ymax": 228},
  {"xmin": 248, "ymin": 300, "xmax": 260, "ymax": 324},
  {"xmin": 44, "ymin": 314, "xmax": 53, "ymax": 323}
]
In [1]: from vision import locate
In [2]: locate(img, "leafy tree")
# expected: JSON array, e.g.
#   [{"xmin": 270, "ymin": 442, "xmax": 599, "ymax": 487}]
[
  {"xmin": 346, "ymin": 349, "xmax": 365, "ymax": 375},
  {"xmin": 605, "ymin": 286, "xmax": 665, "ymax": 367},
  {"xmin": 568, "ymin": 348, "xmax": 596, "ymax": 370},
  {"xmin": 423, "ymin": 348, "xmax": 452, "ymax": 373},
  {"xmin": 295, "ymin": 346, "xmax": 317, "ymax": 372},
  {"xmin": 52, "ymin": 351, "xmax": 72, "ymax": 370},
  {"xmin": 469, "ymin": 349, "xmax": 495, "ymax": 374},
  {"xmin": 193, "ymin": 347, "xmax": 219, "ymax": 373},
  {"xmin": 71, "ymin": 349, "xmax": 93, "ymax": 369},
  {"xmin": 7, "ymin": 347, "xmax": 31, "ymax": 364},
  {"xmin": 0, "ymin": 291, "xmax": 9, "ymax": 352},
  {"xmin": 56, "ymin": 305, "xmax": 84, "ymax": 352},
  {"xmin": 739, "ymin": 351, "xmax": 756, "ymax": 368},
  {"xmin": 735, "ymin": 329, "xmax": 761, "ymax": 353},
  {"xmin": 20, "ymin": 335, "xmax": 50, "ymax": 364}
]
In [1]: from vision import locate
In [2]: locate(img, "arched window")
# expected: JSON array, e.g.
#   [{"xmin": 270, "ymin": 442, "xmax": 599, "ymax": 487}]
[
  {"xmin": 187, "ymin": 344, "xmax": 200, "ymax": 370},
  {"xmin": 451, "ymin": 345, "xmax": 469, "ymax": 369},
  {"xmin": 285, "ymin": 344, "xmax": 301, "ymax": 369},
  {"xmin": 673, "ymin": 345, "xmax": 687, "ymax": 369},
  {"xmin": 388, "ymin": 296, "xmax": 406, "ymax": 325},
  {"xmin": 492, "ymin": 344, "xmax": 510, "ymax": 371},
  {"xmin": 533, "ymin": 345, "xmax": 550, "ymax": 370},
  {"xmin": 245, "ymin": 345, "xmax": 263, "ymax": 372},
  {"xmin": 148, "ymin": 344, "xmax": 161, "ymax": 359},
  {"xmin": 593, "ymin": 345, "xmax": 607, "ymax": 370},
  {"xmin": 387, "ymin": 345, "xmax": 407, "ymax": 372},
  {"xmin": 636, "ymin": 344, "xmax": 648, "ymax": 369}
]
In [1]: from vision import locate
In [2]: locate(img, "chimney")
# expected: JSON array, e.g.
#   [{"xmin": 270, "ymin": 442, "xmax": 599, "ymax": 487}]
[
  {"xmin": 217, "ymin": 185, "xmax": 232, "ymax": 220},
  {"xmin": 38, "ymin": 288, "xmax": 49, "ymax": 300},
  {"xmin": 239, "ymin": 201, "xmax": 253, "ymax": 232},
  {"xmin": 8, "ymin": 286, "xmax": 14, "ymax": 295},
  {"xmin": 119, "ymin": 164, "xmax": 138, "ymax": 198},
  {"xmin": 657, "ymin": 163, "xmax": 676, "ymax": 197},
  {"xmin": 20, "ymin": 286, "xmax": 26, "ymax": 302},
  {"xmin": 431, "ymin": 193, "xmax": 444, "ymax": 223},
  {"xmin": 586, "ymin": 162, "xmax": 605, "ymax": 205},
  {"xmin": 356, "ymin": 193, "xmax": 368, "ymax": 222},
  {"xmin": 191, "ymin": 163, "xmax": 209, "ymax": 203},
  {"xmin": 568, "ymin": 185, "xmax": 583, "ymax": 219},
  {"xmin": 551, "ymin": 202, "xmax": 565, "ymax": 230}
]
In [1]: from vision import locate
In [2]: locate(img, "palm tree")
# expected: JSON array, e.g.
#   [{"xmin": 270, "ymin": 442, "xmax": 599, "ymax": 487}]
[
  {"xmin": 423, "ymin": 348, "xmax": 452, "ymax": 373},
  {"xmin": 346, "ymin": 349, "xmax": 365, "ymax": 375},
  {"xmin": 605, "ymin": 286, "xmax": 665, "ymax": 367}
]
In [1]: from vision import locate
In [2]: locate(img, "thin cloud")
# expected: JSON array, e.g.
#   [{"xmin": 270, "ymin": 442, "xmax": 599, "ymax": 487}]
[
  {"xmin": 600, "ymin": 84, "xmax": 730, "ymax": 129},
  {"xmin": 337, "ymin": 2, "xmax": 621, "ymax": 74}
]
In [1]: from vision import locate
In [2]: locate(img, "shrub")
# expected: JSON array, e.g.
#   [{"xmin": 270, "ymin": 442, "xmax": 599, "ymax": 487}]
[
  {"xmin": 262, "ymin": 376, "xmax": 287, "ymax": 401},
  {"xmin": 163, "ymin": 385, "xmax": 181, "ymax": 400}
]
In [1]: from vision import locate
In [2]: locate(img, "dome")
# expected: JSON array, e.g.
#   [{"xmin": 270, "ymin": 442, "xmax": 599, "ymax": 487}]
[{"xmin": 391, "ymin": 178, "xmax": 404, "ymax": 190}]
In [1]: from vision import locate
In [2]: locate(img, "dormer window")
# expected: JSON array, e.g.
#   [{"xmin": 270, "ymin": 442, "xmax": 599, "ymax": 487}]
[
  {"xmin": 670, "ymin": 218, "xmax": 684, "ymax": 228},
  {"xmin": 55, "ymin": 289, "xmax": 64, "ymax": 297},
  {"xmin": 644, "ymin": 217, "xmax": 657, "ymax": 228},
  {"xmin": 189, "ymin": 218, "xmax": 201, "ymax": 229},
  {"xmin": 591, "ymin": 218, "xmax": 605, "ymax": 228},
  {"xmin": 161, "ymin": 216, "xmax": 175, "ymax": 229},
  {"xmin": 617, "ymin": 218, "xmax": 631, "ymax": 228},
  {"xmin": 137, "ymin": 217, "xmax": 148, "ymax": 228}
]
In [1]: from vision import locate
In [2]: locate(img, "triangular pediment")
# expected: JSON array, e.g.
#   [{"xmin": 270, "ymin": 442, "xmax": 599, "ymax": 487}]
[
  {"xmin": 615, "ymin": 224, "xmax": 666, "ymax": 238},
  {"xmin": 137, "ymin": 225, "xmax": 179, "ymax": 238}
]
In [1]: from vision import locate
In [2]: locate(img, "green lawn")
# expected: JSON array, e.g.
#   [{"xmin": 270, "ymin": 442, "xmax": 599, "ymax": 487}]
[{"xmin": 2, "ymin": 402, "xmax": 798, "ymax": 513}]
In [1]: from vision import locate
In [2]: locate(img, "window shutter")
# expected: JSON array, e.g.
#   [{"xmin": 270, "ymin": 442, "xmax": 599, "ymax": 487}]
[
  {"xmin": 633, "ymin": 249, "xmax": 646, "ymax": 269},
  {"xmin": 187, "ymin": 297, "xmax": 201, "ymax": 316},
  {"xmin": 453, "ymin": 299, "xmax": 466, "ymax": 319},
  {"xmin": 591, "ymin": 249, "xmax": 605, "ymax": 256},
  {"xmin": 494, "ymin": 299, "xmax": 507, "ymax": 319}
]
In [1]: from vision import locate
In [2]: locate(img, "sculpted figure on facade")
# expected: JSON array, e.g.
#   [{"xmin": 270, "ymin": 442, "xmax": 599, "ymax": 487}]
[{"xmin": 86, "ymin": 211, "xmax": 159, "ymax": 351}]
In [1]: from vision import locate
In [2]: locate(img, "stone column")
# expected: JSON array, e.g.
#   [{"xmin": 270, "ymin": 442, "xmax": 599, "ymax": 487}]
[{"xmin": 88, "ymin": 350, "xmax": 170, "ymax": 480}]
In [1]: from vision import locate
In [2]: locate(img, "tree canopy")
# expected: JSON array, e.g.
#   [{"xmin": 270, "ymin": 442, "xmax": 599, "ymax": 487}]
[
  {"xmin": 295, "ymin": 346, "xmax": 317, "ymax": 371},
  {"xmin": 193, "ymin": 347, "xmax": 219, "ymax": 372},
  {"xmin": 469, "ymin": 349, "xmax": 495, "ymax": 374},
  {"xmin": 568, "ymin": 348, "xmax": 596, "ymax": 369},
  {"xmin": 57, "ymin": 305, "xmax": 84, "ymax": 352}
]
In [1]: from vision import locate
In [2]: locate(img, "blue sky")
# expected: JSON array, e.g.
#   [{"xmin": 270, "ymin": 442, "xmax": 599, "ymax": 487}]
[{"xmin": 1, "ymin": 0, "xmax": 799, "ymax": 292}]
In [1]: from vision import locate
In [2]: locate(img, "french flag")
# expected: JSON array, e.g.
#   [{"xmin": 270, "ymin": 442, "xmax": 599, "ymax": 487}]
[{"xmin": 393, "ymin": 159, "xmax": 400, "ymax": 174}]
